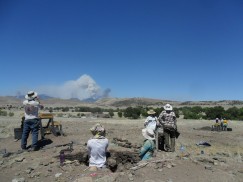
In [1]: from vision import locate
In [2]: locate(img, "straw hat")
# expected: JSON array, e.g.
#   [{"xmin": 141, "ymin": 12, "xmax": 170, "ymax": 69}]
[
  {"xmin": 142, "ymin": 128, "xmax": 155, "ymax": 140},
  {"xmin": 90, "ymin": 123, "xmax": 106, "ymax": 136},
  {"xmin": 164, "ymin": 104, "xmax": 173, "ymax": 111},
  {"xmin": 147, "ymin": 109, "xmax": 156, "ymax": 115},
  {"xmin": 25, "ymin": 91, "xmax": 38, "ymax": 100}
]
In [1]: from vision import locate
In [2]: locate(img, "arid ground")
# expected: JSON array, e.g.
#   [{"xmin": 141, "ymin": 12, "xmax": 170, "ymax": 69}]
[{"xmin": 0, "ymin": 110, "xmax": 243, "ymax": 182}]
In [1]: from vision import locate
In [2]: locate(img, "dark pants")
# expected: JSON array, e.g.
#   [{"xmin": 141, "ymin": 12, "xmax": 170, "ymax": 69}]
[
  {"xmin": 164, "ymin": 128, "xmax": 176, "ymax": 152},
  {"xmin": 21, "ymin": 119, "xmax": 39, "ymax": 149}
]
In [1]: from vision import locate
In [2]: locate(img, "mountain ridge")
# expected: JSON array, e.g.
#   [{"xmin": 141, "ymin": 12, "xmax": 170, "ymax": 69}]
[{"xmin": 1, "ymin": 96, "xmax": 243, "ymax": 109}]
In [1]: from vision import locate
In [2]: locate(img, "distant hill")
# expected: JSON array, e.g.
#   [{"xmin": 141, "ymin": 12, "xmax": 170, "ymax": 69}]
[
  {"xmin": 15, "ymin": 94, "xmax": 54, "ymax": 100},
  {"xmin": 0, "ymin": 95, "xmax": 243, "ymax": 109}
]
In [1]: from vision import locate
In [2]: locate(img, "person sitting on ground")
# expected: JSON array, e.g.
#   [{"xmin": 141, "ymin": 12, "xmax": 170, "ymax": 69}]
[
  {"xmin": 139, "ymin": 128, "xmax": 155, "ymax": 160},
  {"xmin": 87, "ymin": 123, "xmax": 109, "ymax": 171},
  {"xmin": 158, "ymin": 104, "xmax": 177, "ymax": 152},
  {"xmin": 222, "ymin": 118, "xmax": 228, "ymax": 131},
  {"xmin": 21, "ymin": 91, "xmax": 44, "ymax": 151},
  {"xmin": 212, "ymin": 118, "xmax": 220, "ymax": 131},
  {"xmin": 144, "ymin": 109, "xmax": 158, "ymax": 132}
]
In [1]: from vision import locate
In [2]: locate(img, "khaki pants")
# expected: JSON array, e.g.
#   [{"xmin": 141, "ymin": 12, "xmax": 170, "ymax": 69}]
[
  {"xmin": 164, "ymin": 128, "xmax": 176, "ymax": 152},
  {"xmin": 156, "ymin": 128, "xmax": 164, "ymax": 151}
]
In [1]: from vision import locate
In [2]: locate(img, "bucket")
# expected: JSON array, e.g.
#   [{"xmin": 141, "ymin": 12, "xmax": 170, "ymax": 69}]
[{"xmin": 14, "ymin": 128, "xmax": 23, "ymax": 139}]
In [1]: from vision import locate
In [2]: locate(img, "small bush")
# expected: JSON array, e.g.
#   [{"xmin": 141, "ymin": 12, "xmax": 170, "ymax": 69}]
[{"xmin": 9, "ymin": 112, "xmax": 14, "ymax": 117}]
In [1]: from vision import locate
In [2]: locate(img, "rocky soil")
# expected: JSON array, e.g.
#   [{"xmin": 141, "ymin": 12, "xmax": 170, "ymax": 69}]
[{"xmin": 0, "ymin": 113, "xmax": 243, "ymax": 182}]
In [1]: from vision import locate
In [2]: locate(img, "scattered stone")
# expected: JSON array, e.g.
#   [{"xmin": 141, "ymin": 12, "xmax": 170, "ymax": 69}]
[
  {"xmin": 166, "ymin": 179, "xmax": 173, "ymax": 182},
  {"xmin": 12, "ymin": 178, "xmax": 25, "ymax": 182},
  {"xmin": 212, "ymin": 157, "xmax": 226, "ymax": 163},
  {"xmin": 43, "ymin": 161, "xmax": 50, "ymax": 166},
  {"xmin": 238, "ymin": 169, "xmax": 243, "ymax": 174},
  {"xmin": 25, "ymin": 169, "xmax": 33, "ymax": 174},
  {"xmin": 15, "ymin": 157, "xmax": 25, "ymax": 162},
  {"xmin": 216, "ymin": 152, "xmax": 230, "ymax": 157},
  {"xmin": 166, "ymin": 164, "xmax": 172, "ymax": 169},
  {"xmin": 29, "ymin": 172, "xmax": 41, "ymax": 178},
  {"xmin": 171, "ymin": 163, "xmax": 176, "ymax": 167},
  {"xmin": 95, "ymin": 174, "xmax": 116, "ymax": 182},
  {"xmin": 44, "ymin": 173, "xmax": 51, "ymax": 177},
  {"xmin": 128, "ymin": 173, "xmax": 133, "ymax": 181},
  {"xmin": 204, "ymin": 165, "xmax": 212, "ymax": 170},
  {"xmin": 107, "ymin": 158, "xmax": 117, "ymax": 167},
  {"xmin": 55, "ymin": 173, "xmax": 62, "ymax": 178},
  {"xmin": 156, "ymin": 161, "xmax": 163, "ymax": 168},
  {"xmin": 194, "ymin": 156, "xmax": 216, "ymax": 165},
  {"xmin": 3, "ymin": 152, "xmax": 12, "ymax": 158},
  {"xmin": 73, "ymin": 177, "xmax": 93, "ymax": 182}
]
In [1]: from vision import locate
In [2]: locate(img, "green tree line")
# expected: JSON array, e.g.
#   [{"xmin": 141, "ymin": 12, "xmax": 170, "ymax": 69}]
[{"xmin": 45, "ymin": 106, "xmax": 243, "ymax": 120}]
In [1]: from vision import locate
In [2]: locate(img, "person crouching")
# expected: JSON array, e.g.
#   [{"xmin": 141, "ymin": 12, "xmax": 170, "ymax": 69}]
[
  {"xmin": 87, "ymin": 123, "xmax": 109, "ymax": 171},
  {"xmin": 139, "ymin": 128, "xmax": 156, "ymax": 160}
]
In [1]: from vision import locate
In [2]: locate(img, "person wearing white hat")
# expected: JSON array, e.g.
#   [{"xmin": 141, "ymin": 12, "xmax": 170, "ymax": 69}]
[
  {"xmin": 157, "ymin": 104, "xmax": 177, "ymax": 152},
  {"xmin": 144, "ymin": 109, "xmax": 158, "ymax": 132},
  {"xmin": 21, "ymin": 91, "xmax": 44, "ymax": 151},
  {"xmin": 87, "ymin": 123, "xmax": 109, "ymax": 171},
  {"xmin": 139, "ymin": 128, "xmax": 155, "ymax": 160}
]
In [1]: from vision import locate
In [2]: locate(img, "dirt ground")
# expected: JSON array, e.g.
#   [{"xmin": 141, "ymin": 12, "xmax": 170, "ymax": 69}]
[{"xmin": 0, "ymin": 113, "xmax": 243, "ymax": 182}]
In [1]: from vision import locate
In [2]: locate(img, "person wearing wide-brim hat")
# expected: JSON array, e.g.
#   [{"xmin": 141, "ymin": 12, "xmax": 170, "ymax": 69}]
[
  {"xmin": 139, "ymin": 128, "xmax": 156, "ymax": 160},
  {"xmin": 157, "ymin": 104, "xmax": 177, "ymax": 152},
  {"xmin": 21, "ymin": 91, "xmax": 44, "ymax": 151},
  {"xmin": 144, "ymin": 109, "xmax": 158, "ymax": 132},
  {"xmin": 87, "ymin": 123, "xmax": 109, "ymax": 171}
]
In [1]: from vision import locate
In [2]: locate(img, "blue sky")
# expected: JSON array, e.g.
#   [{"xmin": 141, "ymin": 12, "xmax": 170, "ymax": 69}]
[{"xmin": 0, "ymin": 0, "xmax": 243, "ymax": 101}]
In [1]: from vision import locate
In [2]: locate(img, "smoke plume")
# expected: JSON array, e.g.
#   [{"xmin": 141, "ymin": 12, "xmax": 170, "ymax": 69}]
[{"xmin": 37, "ymin": 74, "xmax": 110, "ymax": 100}]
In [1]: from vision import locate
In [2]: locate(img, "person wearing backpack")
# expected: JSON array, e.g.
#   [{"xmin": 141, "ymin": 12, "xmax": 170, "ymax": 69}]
[{"xmin": 158, "ymin": 104, "xmax": 177, "ymax": 152}]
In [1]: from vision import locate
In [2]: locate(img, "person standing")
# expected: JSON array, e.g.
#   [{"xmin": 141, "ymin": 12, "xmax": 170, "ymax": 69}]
[
  {"xmin": 21, "ymin": 91, "xmax": 44, "ymax": 151},
  {"xmin": 144, "ymin": 109, "xmax": 158, "ymax": 132},
  {"xmin": 158, "ymin": 104, "xmax": 177, "ymax": 152},
  {"xmin": 139, "ymin": 128, "xmax": 156, "ymax": 160},
  {"xmin": 87, "ymin": 123, "xmax": 109, "ymax": 171}
]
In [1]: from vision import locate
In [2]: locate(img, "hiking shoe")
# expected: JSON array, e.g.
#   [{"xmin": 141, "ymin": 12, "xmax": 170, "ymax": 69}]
[
  {"xmin": 21, "ymin": 146, "xmax": 28, "ymax": 151},
  {"xmin": 28, "ymin": 147, "xmax": 39, "ymax": 152}
]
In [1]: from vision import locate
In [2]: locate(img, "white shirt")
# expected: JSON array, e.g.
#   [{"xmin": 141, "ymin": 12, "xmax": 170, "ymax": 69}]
[
  {"xmin": 23, "ymin": 100, "xmax": 42, "ymax": 120},
  {"xmin": 144, "ymin": 116, "xmax": 157, "ymax": 131},
  {"xmin": 87, "ymin": 138, "xmax": 109, "ymax": 168}
]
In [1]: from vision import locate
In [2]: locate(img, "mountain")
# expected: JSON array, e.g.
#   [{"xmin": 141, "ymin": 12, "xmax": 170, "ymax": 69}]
[
  {"xmin": 1, "ymin": 95, "xmax": 243, "ymax": 109},
  {"xmin": 15, "ymin": 94, "xmax": 53, "ymax": 100}
]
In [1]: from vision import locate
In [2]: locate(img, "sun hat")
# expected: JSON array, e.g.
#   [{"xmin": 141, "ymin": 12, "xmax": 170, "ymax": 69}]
[
  {"xmin": 147, "ymin": 109, "xmax": 156, "ymax": 115},
  {"xmin": 164, "ymin": 104, "xmax": 173, "ymax": 111},
  {"xmin": 90, "ymin": 123, "xmax": 106, "ymax": 136},
  {"xmin": 25, "ymin": 91, "xmax": 38, "ymax": 100},
  {"xmin": 142, "ymin": 128, "xmax": 155, "ymax": 140}
]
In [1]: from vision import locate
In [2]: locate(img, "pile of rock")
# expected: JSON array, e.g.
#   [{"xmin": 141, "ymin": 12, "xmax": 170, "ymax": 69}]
[
  {"xmin": 112, "ymin": 137, "xmax": 142, "ymax": 149},
  {"xmin": 109, "ymin": 149, "xmax": 140, "ymax": 165}
]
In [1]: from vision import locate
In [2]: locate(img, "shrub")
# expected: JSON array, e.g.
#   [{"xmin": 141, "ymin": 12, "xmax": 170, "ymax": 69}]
[
  {"xmin": 118, "ymin": 111, "xmax": 123, "ymax": 118},
  {"xmin": 9, "ymin": 112, "xmax": 14, "ymax": 117}
]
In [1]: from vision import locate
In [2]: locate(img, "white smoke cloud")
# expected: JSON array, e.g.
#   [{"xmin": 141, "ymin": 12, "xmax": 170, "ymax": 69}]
[{"xmin": 37, "ymin": 74, "xmax": 110, "ymax": 100}]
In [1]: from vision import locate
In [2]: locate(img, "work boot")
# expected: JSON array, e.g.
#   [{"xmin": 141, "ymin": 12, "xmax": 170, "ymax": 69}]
[{"xmin": 28, "ymin": 147, "xmax": 39, "ymax": 152}]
